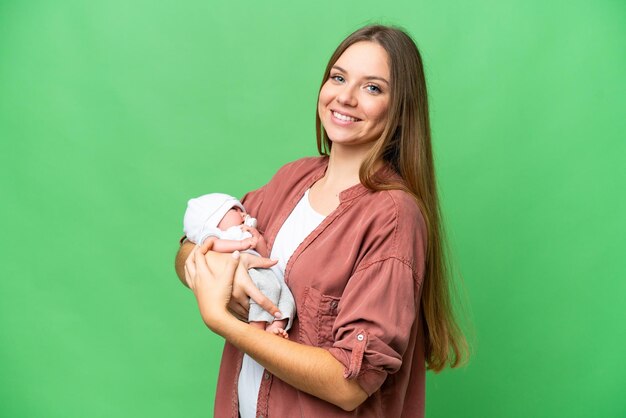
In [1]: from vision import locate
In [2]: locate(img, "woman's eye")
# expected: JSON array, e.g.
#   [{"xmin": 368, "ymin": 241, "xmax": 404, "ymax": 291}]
[
  {"xmin": 331, "ymin": 74, "xmax": 345, "ymax": 83},
  {"xmin": 366, "ymin": 84, "xmax": 382, "ymax": 94}
]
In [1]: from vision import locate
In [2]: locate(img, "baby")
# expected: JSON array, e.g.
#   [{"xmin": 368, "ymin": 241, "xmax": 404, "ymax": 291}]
[{"xmin": 183, "ymin": 193, "xmax": 294, "ymax": 337}]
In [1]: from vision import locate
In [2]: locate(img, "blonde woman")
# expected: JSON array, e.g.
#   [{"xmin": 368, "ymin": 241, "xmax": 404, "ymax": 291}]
[{"xmin": 176, "ymin": 24, "xmax": 467, "ymax": 418}]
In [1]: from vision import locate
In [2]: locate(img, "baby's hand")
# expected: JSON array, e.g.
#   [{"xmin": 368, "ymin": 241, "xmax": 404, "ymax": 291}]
[
  {"xmin": 242, "ymin": 236, "xmax": 258, "ymax": 249},
  {"xmin": 241, "ymin": 225, "xmax": 261, "ymax": 238}
]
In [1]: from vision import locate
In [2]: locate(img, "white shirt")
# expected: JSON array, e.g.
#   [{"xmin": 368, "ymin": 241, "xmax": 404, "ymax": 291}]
[{"xmin": 238, "ymin": 189, "xmax": 325, "ymax": 418}]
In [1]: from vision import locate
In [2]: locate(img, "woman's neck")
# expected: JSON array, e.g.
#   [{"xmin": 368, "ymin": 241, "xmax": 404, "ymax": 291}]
[
  {"xmin": 317, "ymin": 143, "xmax": 381, "ymax": 194},
  {"xmin": 309, "ymin": 143, "xmax": 380, "ymax": 215}
]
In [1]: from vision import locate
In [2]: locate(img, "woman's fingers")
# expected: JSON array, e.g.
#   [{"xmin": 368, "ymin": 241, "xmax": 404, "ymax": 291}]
[
  {"xmin": 230, "ymin": 263, "xmax": 280, "ymax": 318},
  {"xmin": 198, "ymin": 237, "xmax": 215, "ymax": 254},
  {"xmin": 247, "ymin": 286, "xmax": 281, "ymax": 318},
  {"xmin": 240, "ymin": 252, "xmax": 278, "ymax": 269},
  {"xmin": 220, "ymin": 251, "xmax": 240, "ymax": 284},
  {"xmin": 231, "ymin": 269, "xmax": 251, "ymax": 307},
  {"xmin": 184, "ymin": 246, "xmax": 198, "ymax": 287},
  {"xmin": 194, "ymin": 244, "xmax": 212, "ymax": 277},
  {"xmin": 239, "ymin": 273, "xmax": 281, "ymax": 318},
  {"xmin": 183, "ymin": 264, "xmax": 190, "ymax": 287}
]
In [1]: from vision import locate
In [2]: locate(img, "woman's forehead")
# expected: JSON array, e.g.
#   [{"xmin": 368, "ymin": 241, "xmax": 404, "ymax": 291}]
[{"xmin": 334, "ymin": 41, "xmax": 390, "ymax": 80}]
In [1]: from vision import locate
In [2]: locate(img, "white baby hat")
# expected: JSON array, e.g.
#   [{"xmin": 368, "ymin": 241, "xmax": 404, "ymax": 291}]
[{"xmin": 183, "ymin": 193, "xmax": 245, "ymax": 244}]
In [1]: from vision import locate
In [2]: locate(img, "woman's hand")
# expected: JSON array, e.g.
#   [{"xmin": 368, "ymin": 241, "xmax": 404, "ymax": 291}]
[
  {"xmin": 228, "ymin": 251, "xmax": 281, "ymax": 321},
  {"xmin": 183, "ymin": 239, "xmax": 281, "ymax": 326},
  {"xmin": 184, "ymin": 239, "xmax": 240, "ymax": 331}
]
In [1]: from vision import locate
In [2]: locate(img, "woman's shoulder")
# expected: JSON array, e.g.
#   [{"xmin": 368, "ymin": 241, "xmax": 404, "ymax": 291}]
[
  {"xmin": 347, "ymin": 187, "xmax": 427, "ymax": 281},
  {"xmin": 366, "ymin": 188, "xmax": 426, "ymax": 236},
  {"xmin": 362, "ymin": 166, "xmax": 426, "ymax": 226},
  {"xmin": 384, "ymin": 189, "xmax": 424, "ymax": 222}
]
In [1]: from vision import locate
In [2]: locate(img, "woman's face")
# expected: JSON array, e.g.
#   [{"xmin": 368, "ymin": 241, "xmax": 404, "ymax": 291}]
[{"xmin": 318, "ymin": 41, "xmax": 391, "ymax": 149}]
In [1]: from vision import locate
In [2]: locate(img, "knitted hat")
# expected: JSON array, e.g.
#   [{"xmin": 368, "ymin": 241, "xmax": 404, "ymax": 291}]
[{"xmin": 183, "ymin": 193, "xmax": 245, "ymax": 243}]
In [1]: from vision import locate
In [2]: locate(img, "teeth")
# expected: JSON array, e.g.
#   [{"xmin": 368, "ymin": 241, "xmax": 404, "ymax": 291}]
[{"xmin": 333, "ymin": 111, "xmax": 359, "ymax": 122}]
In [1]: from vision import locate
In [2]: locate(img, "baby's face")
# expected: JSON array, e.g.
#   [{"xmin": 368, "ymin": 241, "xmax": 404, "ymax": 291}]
[{"xmin": 218, "ymin": 207, "xmax": 246, "ymax": 230}]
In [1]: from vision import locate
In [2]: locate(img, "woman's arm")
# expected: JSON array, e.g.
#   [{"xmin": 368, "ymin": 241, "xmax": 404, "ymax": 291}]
[
  {"xmin": 185, "ymin": 242, "xmax": 368, "ymax": 411},
  {"xmin": 221, "ymin": 313, "xmax": 367, "ymax": 411}
]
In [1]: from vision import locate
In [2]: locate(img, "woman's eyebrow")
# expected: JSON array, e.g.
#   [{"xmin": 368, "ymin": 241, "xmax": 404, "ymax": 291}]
[{"xmin": 331, "ymin": 65, "xmax": 390, "ymax": 86}]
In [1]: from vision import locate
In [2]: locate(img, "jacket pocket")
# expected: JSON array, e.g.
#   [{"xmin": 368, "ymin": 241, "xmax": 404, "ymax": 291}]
[{"xmin": 298, "ymin": 286, "xmax": 340, "ymax": 348}]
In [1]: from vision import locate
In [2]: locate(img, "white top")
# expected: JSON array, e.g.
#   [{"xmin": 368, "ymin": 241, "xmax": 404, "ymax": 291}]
[{"xmin": 238, "ymin": 189, "xmax": 326, "ymax": 418}]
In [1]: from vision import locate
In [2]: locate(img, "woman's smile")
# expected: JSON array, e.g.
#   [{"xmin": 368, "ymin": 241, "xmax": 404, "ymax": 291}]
[{"xmin": 331, "ymin": 110, "xmax": 361, "ymax": 123}]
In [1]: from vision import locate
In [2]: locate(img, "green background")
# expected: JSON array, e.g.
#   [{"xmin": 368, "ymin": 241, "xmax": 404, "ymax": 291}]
[{"xmin": 1, "ymin": 0, "xmax": 624, "ymax": 417}]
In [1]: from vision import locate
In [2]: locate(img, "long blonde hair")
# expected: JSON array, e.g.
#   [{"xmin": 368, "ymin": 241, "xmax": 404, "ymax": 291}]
[{"xmin": 316, "ymin": 25, "xmax": 468, "ymax": 371}]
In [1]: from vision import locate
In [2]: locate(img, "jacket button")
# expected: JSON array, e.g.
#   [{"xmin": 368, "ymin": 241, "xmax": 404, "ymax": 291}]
[
  {"xmin": 264, "ymin": 372, "xmax": 270, "ymax": 380},
  {"xmin": 357, "ymin": 334, "xmax": 364, "ymax": 341}
]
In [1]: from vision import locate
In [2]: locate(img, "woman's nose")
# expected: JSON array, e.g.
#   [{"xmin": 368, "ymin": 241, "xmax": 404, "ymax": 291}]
[{"xmin": 336, "ymin": 85, "xmax": 357, "ymax": 107}]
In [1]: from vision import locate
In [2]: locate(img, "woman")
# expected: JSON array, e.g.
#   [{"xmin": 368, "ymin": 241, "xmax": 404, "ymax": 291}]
[{"xmin": 176, "ymin": 24, "xmax": 467, "ymax": 417}]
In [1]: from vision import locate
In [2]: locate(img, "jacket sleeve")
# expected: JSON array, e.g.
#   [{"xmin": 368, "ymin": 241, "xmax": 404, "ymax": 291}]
[
  {"xmin": 326, "ymin": 189, "xmax": 427, "ymax": 396},
  {"xmin": 327, "ymin": 257, "xmax": 421, "ymax": 396}
]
